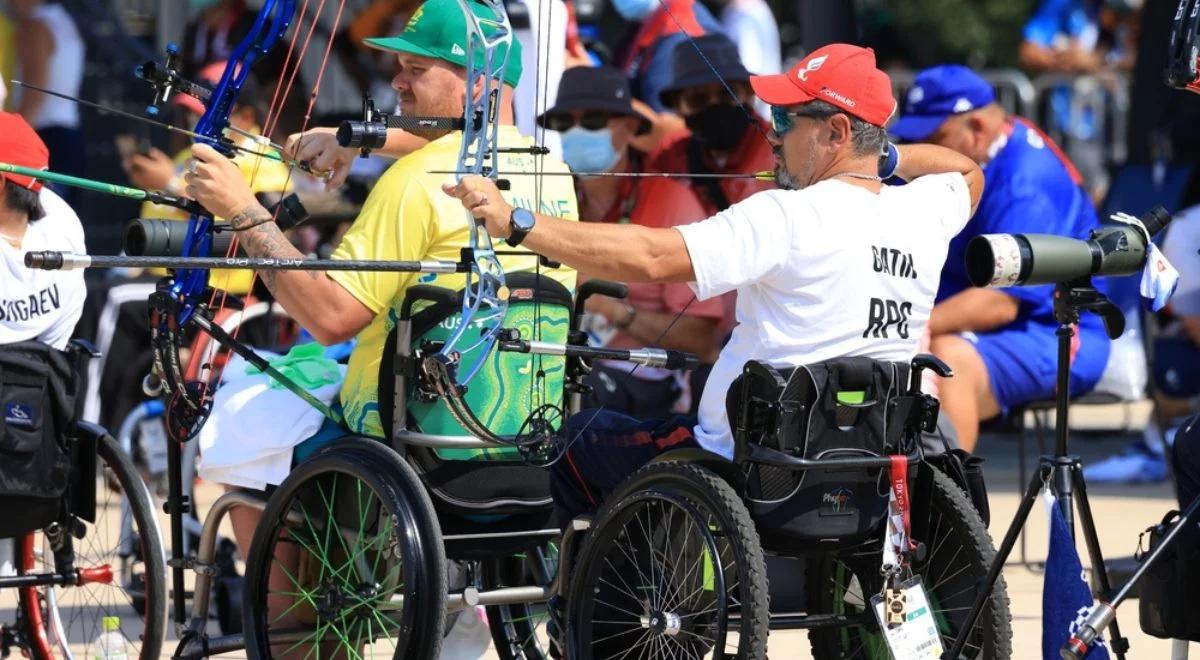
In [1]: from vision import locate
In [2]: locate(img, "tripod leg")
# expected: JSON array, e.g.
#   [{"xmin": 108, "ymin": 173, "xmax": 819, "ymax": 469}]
[
  {"xmin": 944, "ymin": 462, "xmax": 1051, "ymax": 659},
  {"xmin": 1071, "ymin": 465, "xmax": 1130, "ymax": 660}
]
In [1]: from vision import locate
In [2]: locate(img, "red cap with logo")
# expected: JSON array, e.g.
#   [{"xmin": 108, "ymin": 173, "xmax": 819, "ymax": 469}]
[
  {"xmin": 0, "ymin": 112, "xmax": 50, "ymax": 193},
  {"xmin": 750, "ymin": 44, "xmax": 896, "ymax": 127}
]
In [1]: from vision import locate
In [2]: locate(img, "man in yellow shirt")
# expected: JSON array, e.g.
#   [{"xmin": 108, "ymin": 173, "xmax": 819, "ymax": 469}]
[
  {"xmin": 121, "ymin": 62, "xmax": 291, "ymax": 294},
  {"xmin": 184, "ymin": 0, "xmax": 577, "ymax": 568}
]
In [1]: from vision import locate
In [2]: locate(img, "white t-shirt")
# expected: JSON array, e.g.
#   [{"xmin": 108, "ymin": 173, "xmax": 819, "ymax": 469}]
[
  {"xmin": 0, "ymin": 188, "xmax": 86, "ymax": 349},
  {"xmin": 677, "ymin": 174, "xmax": 972, "ymax": 458}
]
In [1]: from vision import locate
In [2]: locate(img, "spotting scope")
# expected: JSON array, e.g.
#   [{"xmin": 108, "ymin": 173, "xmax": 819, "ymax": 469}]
[{"xmin": 965, "ymin": 207, "xmax": 1172, "ymax": 288}]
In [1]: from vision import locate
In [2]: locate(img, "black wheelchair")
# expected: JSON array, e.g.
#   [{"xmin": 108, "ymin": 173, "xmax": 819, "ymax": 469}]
[{"xmin": 232, "ymin": 274, "xmax": 1011, "ymax": 659}]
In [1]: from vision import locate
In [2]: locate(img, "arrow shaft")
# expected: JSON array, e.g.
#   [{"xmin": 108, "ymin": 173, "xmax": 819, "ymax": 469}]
[{"xmin": 0, "ymin": 161, "xmax": 150, "ymax": 200}]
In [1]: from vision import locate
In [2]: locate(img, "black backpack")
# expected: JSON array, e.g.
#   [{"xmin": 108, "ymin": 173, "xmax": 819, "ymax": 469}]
[{"xmin": 0, "ymin": 341, "xmax": 77, "ymax": 538}]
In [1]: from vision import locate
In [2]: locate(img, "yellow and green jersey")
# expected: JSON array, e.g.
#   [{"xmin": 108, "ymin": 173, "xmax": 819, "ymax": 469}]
[{"xmin": 330, "ymin": 125, "xmax": 579, "ymax": 438}]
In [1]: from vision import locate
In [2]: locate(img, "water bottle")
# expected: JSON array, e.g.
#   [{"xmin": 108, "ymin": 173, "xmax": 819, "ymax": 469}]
[
  {"xmin": 93, "ymin": 616, "xmax": 129, "ymax": 660},
  {"xmin": 439, "ymin": 605, "xmax": 491, "ymax": 659}
]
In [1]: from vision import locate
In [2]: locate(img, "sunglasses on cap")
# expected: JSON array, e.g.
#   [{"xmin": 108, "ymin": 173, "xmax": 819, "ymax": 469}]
[
  {"xmin": 770, "ymin": 105, "xmax": 838, "ymax": 136},
  {"xmin": 542, "ymin": 111, "xmax": 620, "ymax": 132}
]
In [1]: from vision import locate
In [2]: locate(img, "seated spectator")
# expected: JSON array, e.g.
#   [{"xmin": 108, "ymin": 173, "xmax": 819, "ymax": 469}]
[
  {"xmin": 1018, "ymin": 0, "xmax": 1139, "ymax": 201},
  {"xmin": 120, "ymin": 62, "xmax": 291, "ymax": 296},
  {"xmin": 708, "ymin": 0, "xmax": 780, "ymax": 119},
  {"xmin": 649, "ymin": 34, "xmax": 776, "ymax": 216},
  {"xmin": 539, "ymin": 66, "xmax": 723, "ymax": 416},
  {"xmin": 0, "ymin": 112, "xmax": 85, "ymax": 350},
  {"xmin": 1090, "ymin": 201, "xmax": 1200, "ymax": 482},
  {"xmin": 615, "ymin": 0, "xmax": 721, "ymax": 112},
  {"xmin": 891, "ymin": 64, "xmax": 1111, "ymax": 452}
]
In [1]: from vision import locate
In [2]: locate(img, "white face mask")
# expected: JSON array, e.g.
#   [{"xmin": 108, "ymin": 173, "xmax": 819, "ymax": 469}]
[{"xmin": 560, "ymin": 126, "xmax": 621, "ymax": 175}]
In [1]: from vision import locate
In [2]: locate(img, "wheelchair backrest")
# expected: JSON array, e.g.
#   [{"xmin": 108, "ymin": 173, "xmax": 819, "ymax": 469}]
[
  {"xmin": 390, "ymin": 272, "xmax": 574, "ymax": 461},
  {"xmin": 728, "ymin": 356, "xmax": 917, "ymax": 461},
  {"xmin": 726, "ymin": 356, "xmax": 921, "ymax": 552}
]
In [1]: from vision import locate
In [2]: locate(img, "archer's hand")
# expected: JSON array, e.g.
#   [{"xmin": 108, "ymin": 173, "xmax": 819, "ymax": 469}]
[
  {"xmin": 184, "ymin": 143, "xmax": 259, "ymax": 219},
  {"xmin": 442, "ymin": 175, "xmax": 514, "ymax": 240},
  {"xmin": 284, "ymin": 128, "xmax": 356, "ymax": 190}
]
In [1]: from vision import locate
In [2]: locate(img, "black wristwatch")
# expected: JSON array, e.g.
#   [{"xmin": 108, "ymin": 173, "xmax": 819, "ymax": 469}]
[{"xmin": 506, "ymin": 207, "xmax": 536, "ymax": 247}]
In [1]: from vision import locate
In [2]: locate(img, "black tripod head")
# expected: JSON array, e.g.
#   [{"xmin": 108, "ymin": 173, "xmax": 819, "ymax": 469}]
[{"xmin": 1054, "ymin": 278, "xmax": 1125, "ymax": 339}]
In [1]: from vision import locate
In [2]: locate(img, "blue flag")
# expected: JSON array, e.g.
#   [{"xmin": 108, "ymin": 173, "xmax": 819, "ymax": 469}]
[{"xmin": 1043, "ymin": 491, "xmax": 1110, "ymax": 660}]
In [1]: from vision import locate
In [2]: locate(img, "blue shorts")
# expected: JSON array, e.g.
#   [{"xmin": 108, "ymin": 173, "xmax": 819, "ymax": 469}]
[{"xmin": 968, "ymin": 318, "xmax": 1110, "ymax": 413}]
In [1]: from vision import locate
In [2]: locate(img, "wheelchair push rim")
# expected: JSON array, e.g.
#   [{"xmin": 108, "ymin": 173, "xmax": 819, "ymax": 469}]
[
  {"xmin": 567, "ymin": 462, "xmax": 769, "ymax": 660},
  {"xmin": 242, "ymin": 449, "xmax": 442, "ymax": 659}
]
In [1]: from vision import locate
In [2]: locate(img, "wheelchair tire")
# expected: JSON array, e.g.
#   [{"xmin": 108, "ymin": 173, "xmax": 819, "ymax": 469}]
[
  {"xmin": 566, "ymin": 461, "xmax": 769, "ymax": 660},
  {"xmin": 807, "ymin": 465, "xmax": 1012, "ymax": 660},
  {"xmin": 242, "ymin": 440, "xmax": 446, "ymax": 660},
  {"xmin": 484, "ymin": 545, "xmax": 561, "ymax": 660},
  {"xmin": 18, "ymin": 433, "xmax": 167, "ymax": 660}
]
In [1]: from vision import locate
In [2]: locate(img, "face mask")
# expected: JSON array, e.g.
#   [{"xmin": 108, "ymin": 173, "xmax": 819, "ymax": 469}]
[
  {"xmin": 685, "ymin": 104, "xmax": 752, "ymax": 152},
  {"xmin": 561, "ymin": 126, "xmax": 621, "ymax": 175},
  {"xmin": 611, "ymin": 0, "xmax": 657, "ymax": 21},
  {"xmin": 190, "ymin": 0, "xmax": 221, "ymax": 10}
]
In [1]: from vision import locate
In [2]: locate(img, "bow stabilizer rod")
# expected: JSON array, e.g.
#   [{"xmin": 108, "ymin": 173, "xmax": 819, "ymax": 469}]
[{"xmin": 25, "ymin": 251, "xmax": 466, "ymax": 274}]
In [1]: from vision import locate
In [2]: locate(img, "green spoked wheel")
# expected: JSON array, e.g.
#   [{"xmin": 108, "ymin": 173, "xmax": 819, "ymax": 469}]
[
  {"xmin": 567, "ymin": 462, "xmax": 769, "ymax": 660},
  {"xmin": 807, "ymin": 467, "xmax": 1012, "ymax": 660},
  {"xmin": 242, "ymin": 439, "xmax": 445, "ymax": 659}
]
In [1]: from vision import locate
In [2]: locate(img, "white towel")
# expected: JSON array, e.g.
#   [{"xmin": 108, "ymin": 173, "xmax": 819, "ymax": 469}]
[{"xmin": 197, "ymin": 352, "xmax": 345, "ymax": 490}]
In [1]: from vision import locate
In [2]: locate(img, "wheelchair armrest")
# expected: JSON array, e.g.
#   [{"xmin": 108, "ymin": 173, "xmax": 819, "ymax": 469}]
[
  {"xmin": 908, "ymin": 353, "xmax": 952, "ymax": 393},
  {"xmin": 573, "ymin": 280, "xmax": 628, "ymax": 332},
  {"xmin": 401, "ymin": 285, "xmax": 458, "ymax": 320}
]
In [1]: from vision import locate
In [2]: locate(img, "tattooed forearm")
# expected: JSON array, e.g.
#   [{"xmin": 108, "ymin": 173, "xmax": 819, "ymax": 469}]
[
  {"xmin": 236, "ymin": 220, "xmax": 305, "ymax": 289},
  {"xmin": 228, "ymin": 204, "xmax": 275, "ymax": 231}
]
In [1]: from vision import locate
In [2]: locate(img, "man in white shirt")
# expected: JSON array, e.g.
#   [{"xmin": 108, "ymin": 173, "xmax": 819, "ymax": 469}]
[
  {"xmin": 444, "ymin": 44, "xmax": 983, "ymax": 521},
  {"xmin": 0, "ymin": 111, "xmax": 86, "ymax": 350}
]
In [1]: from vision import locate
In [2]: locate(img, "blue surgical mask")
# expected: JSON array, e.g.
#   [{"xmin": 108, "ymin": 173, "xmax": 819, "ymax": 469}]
[
  {"xmin": 561, "ymin": 127, "xmax": 621, "ymax": 175},
  {"xmin": 611, "ymin": 0, "xmax": 657, "ymax": 21}
]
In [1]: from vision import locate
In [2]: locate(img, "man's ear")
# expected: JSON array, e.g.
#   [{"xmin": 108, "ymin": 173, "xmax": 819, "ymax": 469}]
[{"xmin": 829, "ymin": 113, "xmax": 852, "ymax": 147}]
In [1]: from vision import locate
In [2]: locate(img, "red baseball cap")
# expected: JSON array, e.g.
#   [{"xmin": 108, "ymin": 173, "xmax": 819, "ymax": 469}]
[
  {"xmin": 0, "ymin": 112, "xmax": 49, "ymax": 193},
  {"xmin": 750, "ymin": 44, "xmax": 896, "ymax": 127}
]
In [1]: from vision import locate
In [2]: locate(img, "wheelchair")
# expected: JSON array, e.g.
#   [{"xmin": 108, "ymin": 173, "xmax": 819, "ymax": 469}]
[
  {"xmin": 228, "ymin": 273, "xmax": 1010, "ymax": 659},
  {"xmin": 0, "ymin": 340, "xmax": 167, "ymax": 660},
  {"xmin": 561, "ymin": 355, "xmax": 1011, "ymax": 660}
]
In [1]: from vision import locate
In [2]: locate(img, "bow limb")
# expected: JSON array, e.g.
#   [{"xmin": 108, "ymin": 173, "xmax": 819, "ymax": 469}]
[{"xmin": 434, "ymin": 0, "xmax": 515, "ymax": 385}]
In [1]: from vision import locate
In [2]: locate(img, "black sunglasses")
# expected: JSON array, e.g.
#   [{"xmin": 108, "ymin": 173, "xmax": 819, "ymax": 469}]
[{"xmin": 542, "ymin": 111, "xmax": 618, "ymax": 132}]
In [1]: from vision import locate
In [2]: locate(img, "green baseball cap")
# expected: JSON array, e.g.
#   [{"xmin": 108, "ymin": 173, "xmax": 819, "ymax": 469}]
[{"xmin": 364, "ymin": 0, "xmax": 523, "ymax": 88}]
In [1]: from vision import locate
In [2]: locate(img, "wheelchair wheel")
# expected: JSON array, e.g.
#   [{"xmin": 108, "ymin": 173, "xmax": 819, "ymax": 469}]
[
  {"xmin": 242, "ymin": 440, "xmax": 446, "ymax": 659},
  {"xmin": 807, "ymin": 466, "xmax": 1012, "ymax": 660},
  {"xmin": 18, "ymin": 433, "xmax": 167, "ymax": 660},
  {"xmin": 484, "ymin": 543, "xmax": 561, "ymax": 659},
  {"xmin": 566, "ymin": 461, "xmax": 769, "ymax": 660}
]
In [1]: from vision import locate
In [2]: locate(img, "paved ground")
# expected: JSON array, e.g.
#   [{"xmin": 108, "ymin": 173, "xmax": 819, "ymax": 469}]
[{"xmin": 2, "ymin": 402, "xmax": 1197, "ymax": 658}]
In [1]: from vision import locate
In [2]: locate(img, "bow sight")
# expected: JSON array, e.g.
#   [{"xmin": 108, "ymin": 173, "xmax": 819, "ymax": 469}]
[{"xmin": 337, "ymin": 95, "xmax": 549, "ymax": 167}]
